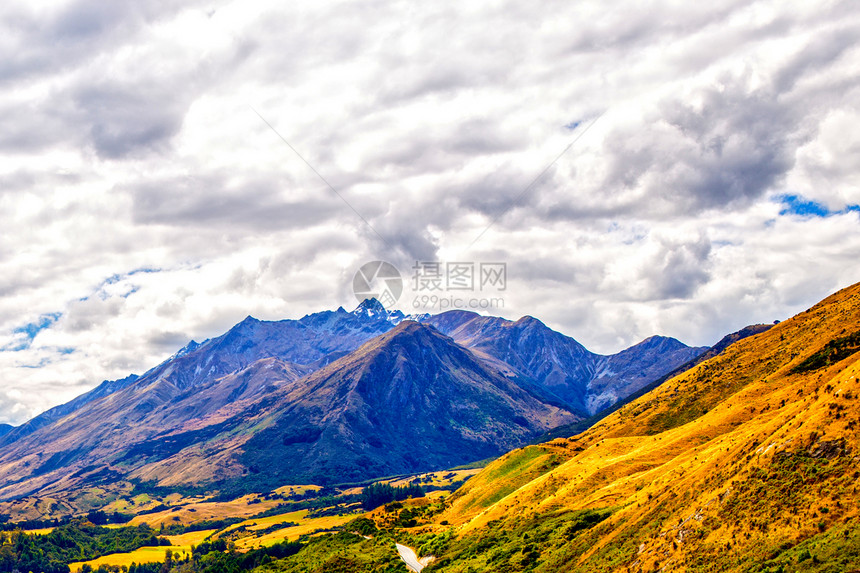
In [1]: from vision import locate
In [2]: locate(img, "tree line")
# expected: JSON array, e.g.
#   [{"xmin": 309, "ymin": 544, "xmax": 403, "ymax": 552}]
[
  {"xmin": 0, "ymin": 520, "xmax": 169, "ymax": 573},
  {"xmin": 359, "ymin": 482, "xmax": 424, "ymax": 510}
]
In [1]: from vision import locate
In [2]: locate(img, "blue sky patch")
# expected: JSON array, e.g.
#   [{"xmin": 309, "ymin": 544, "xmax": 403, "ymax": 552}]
[
  {"xmin": 2, "ymin": 313, "xmax": 63, "ymax": 352},
  {"xmin": 778, "ymin": 194, "xmax": 831, "ymax": 217},
  {"xmin": 13, "ymin": 312, "xmax": 62, "ymax": 341},
  {"xmin": 776, "ymin": 195, "xmax": 860, "ymax": 218},
  {"xmin": 777, "ymin": 194, "xmax": 860, "ymax": 218}
]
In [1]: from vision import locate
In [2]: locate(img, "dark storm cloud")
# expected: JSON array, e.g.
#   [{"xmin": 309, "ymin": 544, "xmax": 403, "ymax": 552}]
[
  {"xmin": 656, "ymin": 83, "xmax": 796, "ymax": 211},
  {"xmin": 640, "ymin": 235, "xmax": 712, "ymax": 300},
  {"xmin": 73, "ymin": 82, "xmax": 192, "ymax": 158},
  {"xmin": 570, "ymin": 86, "xmax": 792, "ymax": 219},
  {"xmin": 373, "ymin": 220, "xmax": 441, "ymax": 263},
  {"xmin": 455, "ymin": 163, "xmax": 554, "ymax": 221},
  {"xmin": 147, "ymin": 329, "xmax": 190, "ymax": 350}
]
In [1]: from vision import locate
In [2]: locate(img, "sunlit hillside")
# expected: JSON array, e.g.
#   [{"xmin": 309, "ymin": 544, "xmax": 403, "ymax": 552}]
[{"xmin": 431, "ymin": 282, "xmax": 860, "ymax": 572}]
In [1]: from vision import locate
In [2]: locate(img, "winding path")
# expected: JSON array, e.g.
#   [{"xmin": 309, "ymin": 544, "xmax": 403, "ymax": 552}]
[{"xmin": 396, "ymin": 543, "xmax": 426, "ymax": 572}]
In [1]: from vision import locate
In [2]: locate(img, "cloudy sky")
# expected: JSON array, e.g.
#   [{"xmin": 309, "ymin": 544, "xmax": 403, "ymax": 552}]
[{"xmin": 1, "ymin": 0, "xmax": 859, "ymax": 425}]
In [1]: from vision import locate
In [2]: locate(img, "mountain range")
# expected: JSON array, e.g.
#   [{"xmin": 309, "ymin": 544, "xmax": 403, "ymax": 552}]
[{"xmin": 0, "ymin": 299, "xmax": 710, "ymax": 501}]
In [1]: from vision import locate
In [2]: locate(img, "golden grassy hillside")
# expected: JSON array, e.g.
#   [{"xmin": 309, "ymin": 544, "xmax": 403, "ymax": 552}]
[
  {"xmin": 128, "ymin": 494, "xmax": 282, "ymax": 528},
  {"xmin": 431, "ymin": 283, "xmax": 860, "ymax": 572}
]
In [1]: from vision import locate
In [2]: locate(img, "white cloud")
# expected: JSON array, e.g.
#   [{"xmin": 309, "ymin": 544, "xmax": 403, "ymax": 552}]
[{"xmin": 1, "ymin": 0, "xmax": 860, "ymax": 424}]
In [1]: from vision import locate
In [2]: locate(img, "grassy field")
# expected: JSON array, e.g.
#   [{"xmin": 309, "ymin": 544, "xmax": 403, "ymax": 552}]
[
  {"xmin": 273, "ymin": 485, "xmax": 322, "ymax": 496},
  {"xmin": 129, "ymin": 494, "xmax": 282, "ymax": 528},
  {"xmin": 67, "ymin": 530, "xmax": 215, "ymax": 572},
  {"xmin": 387, "ymin": 468, "xmax": 482, "ymax": 490},
  {"xmin": 66, "ymin": 509, "xmax": 363, "ymax": 570},
  {"xmin": 69, "ymin": 546, "xmax": 181, "ymax": 572},
  {"xmin": 221, "ymin": 509, "xmax": 362, "ymax": 550},
  {"xmin": 21, "ymin": 527, "xmax": 55, "ymax": 535}
]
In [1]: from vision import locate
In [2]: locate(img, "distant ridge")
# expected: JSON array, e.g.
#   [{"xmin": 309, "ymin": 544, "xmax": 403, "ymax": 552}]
[{"xmin": 425, "ymin": 311, "xmax": 706, "ymax": 415}]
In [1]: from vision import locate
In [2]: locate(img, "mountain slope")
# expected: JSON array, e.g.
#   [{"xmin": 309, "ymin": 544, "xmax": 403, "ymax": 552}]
[
  {"xmin": 0, "ymin": 355, "xmax": 310, "ymax": 500},
  {"xmin": 675, "ymin": 322, "xmax": 773, "ymax": 370},
  {"xmin": 425, "ymin": 311, "xmax": 707, "ymax": 415},
  {"xmin": 140, "ymin": 322, "xmax": 582, "ymax": 489},
  {"xmin": 587, "ymin": 335, "xmax": 706, "ymax": 414},
  {"xmin": 426, "ymin": 313, "xmax": 596, "ymax": 413},
  {"xmin": 0, "ymin": 374, "xmax": 140, "ymax": 448},
  {"xmin": 431, "ymin": 282, "xmax": 860, "ymax": 572}
]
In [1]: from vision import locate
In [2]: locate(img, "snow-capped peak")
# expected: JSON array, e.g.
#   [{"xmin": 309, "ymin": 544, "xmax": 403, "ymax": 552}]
[{"xmin": 352, "ymin": 298, "xmax": 406, "ymax": 324}]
